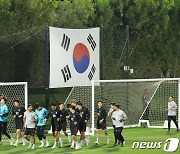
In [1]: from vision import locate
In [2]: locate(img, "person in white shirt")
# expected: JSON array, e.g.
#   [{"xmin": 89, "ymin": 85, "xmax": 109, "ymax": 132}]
[
  {"xmin": 23, "ymin": 104, "xmax": 37, "ymax": 149},
  {"xmin": 167, "ymin": 96, "xmax": 179, "ymax": 133},
  {"xmin": 112, "ymin": 104, "xmax": 128, "ymax": 147}
]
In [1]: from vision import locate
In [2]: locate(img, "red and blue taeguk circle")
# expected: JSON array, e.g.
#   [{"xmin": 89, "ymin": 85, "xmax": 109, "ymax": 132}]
[{"xmin": 73, "ymin": 43, "xmax": 90, "ymax": 73}]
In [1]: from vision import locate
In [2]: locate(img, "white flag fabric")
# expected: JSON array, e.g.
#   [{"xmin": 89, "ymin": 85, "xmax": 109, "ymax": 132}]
[{"xmin": 49, "ymin": 27, "xmax": 100, "ymax": 88}]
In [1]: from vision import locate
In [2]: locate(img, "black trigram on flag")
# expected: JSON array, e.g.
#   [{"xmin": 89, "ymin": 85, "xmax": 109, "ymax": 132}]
[
  {"xmin": 88, "ymin": 64, "xmax": 96, "ymax": 81},
  {"xmin": 61, "ymin": 65, "xmax": 71, "ymax": 82},
  {"xmin": 87, "ymin": 34, "xmax": 96, "ymax": 51},
  {"xmin": 61, "ymin": 34, "xmax": 70, "ymax": 51}
]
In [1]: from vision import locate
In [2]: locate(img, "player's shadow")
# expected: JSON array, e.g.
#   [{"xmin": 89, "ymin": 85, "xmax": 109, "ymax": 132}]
[{"xmin": 88, "ymin": 143, "xmax": 106, "ymax": 149}]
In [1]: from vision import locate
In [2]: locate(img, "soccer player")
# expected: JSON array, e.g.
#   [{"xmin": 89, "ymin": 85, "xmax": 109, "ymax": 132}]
[
  {"xmin": 112, "ymin": 104, "xmax": 128, "ymax": 147},
  {"xmin": 95, "ymin": 100, "xmax": 109, "ymax": 145},
  {"xmin": 49, "ymin": 103, "xmax": 62, "ymax": 148},
  {"xmin": 107, "ymin": 102, "xmax": 117, "ymax": 145},
  {"xmin": 59, "ymin": 103, "xmax": 71, "ymax": 143},
  {"xmin": 23, "ymin": 104, "xmax": 37, "ymax": 150},
  {"xmin": 67, "ymin": 105, "xmax": 81, "ymax": 150},
  {"xmin": 35, "ymin": 104, "xmax": 50, "ymax": 147},
  {"xmin": 12, "ymin": 100, "xmax": 26, "ymax": 146},
  {"xmin": 70, "ymin": 99, "xmax": 79, "ymax": 112},
  {"xmin": 0, "ymin": 96, "xmax": 14, "ymax": 146},
  {"xmin": 167, "ymin": 96, "xmax": 179, "ymax": 133},
  {"xmin": 77, "ymin": 101, "xmax": 90, "ymax": 146}
]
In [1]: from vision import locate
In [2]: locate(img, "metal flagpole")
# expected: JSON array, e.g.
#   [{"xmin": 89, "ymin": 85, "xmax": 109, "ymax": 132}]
[{"xmin": 45, "ymin": 24, "xmax": 50, "ymax": 109}]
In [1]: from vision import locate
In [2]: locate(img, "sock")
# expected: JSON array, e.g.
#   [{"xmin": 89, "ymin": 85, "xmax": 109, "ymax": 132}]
[{"xmin": 96, "ymin": 138, "xmax": 99, "ymax": 142}]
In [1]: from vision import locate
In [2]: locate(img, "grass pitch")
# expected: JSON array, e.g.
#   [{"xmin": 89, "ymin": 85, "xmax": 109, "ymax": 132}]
[{"xmin": 0, "ymin": 128, "xmax": 180, "ymax": 154}]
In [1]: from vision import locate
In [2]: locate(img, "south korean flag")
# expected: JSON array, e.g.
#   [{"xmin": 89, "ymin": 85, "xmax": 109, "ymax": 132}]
[{"xmin": 49, "ymin": 27, "xmax": 100, "ymax": 88}]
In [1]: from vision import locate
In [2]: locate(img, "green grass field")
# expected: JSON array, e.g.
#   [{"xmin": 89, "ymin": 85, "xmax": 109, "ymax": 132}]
[{"xmin": 0, "ymin": 128, "xmax": 180, "ymax": 154}]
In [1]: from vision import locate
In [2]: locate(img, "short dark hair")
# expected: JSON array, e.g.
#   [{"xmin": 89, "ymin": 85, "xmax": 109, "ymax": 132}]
[
  {"xmin": 59, "ymin": 102, "xmax": 64, "ymax": 105},
  {"xmin": 51, "ymin": 103, "xmax": 56, "ymax": 106},
  {"xmin": 14, "ymin": 99, "xmax": 20, "ymax": 104},
  {"xmin": 170, "ymin": 96, "xmax": 174, "ymax": 99},
  {"xmin": 67, "ymin": 103, "xmax": 71, "ymax": 108},
  {"xmin": 98, "ymin": 100, "xmax": 103, "ymax": 104},
  {"xmin": 28, "ymin": 104, "xmax": 32, "ymax": 108},
  {"xmin": 69, "ymin": 105, "xmax": 75, "ymax": 110},
  {"xmin": 77, "ymin": 101, "xmax": 83, "ymax": 106},
  {"xmin": 34, "ymin": 103, "xmax": 40, "ymax": 108},
  {"xmin": 110, "ymin": 102, "xmax": 115, "ymax": 106},
  {"xmin": 1, "ymin": 96, "xmax": 7, "ymax": 103},
  {"xmin": 115, "ymin": 104, "xmax": 119, "ymax": 108}
]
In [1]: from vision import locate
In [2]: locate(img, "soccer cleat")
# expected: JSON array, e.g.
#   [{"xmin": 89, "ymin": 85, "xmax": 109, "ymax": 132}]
[
  {"xmin": 31, "ymin": 144, "xmax": 35, "ymax": 150},
  {"xmin": 68, "ymin": 136, "xmax": 71, "ymax": 143},
  {"xmin": 28, "ymin": 142, "xmax": 32, "ymax": 149},
  {"xmin": 177, "ymin": 128, "xmax": 179, "ymax": 132},
  {"xmin": 121, "ymin": 141, "xmax": 125, "ymax": 147},
  {"xmin": 114, "ymin": 142, "xmax": 118, "ymax": 146},
  {"xmin": 70, "ymin": 142, "xmax": 75, "ymax": 149},
  {"xmin": 167, "ymin": 130, "xmax": 170, "ymax": 133},
  {"xmin": 13, "ymin": 141, "xmax": 18, "ymax": 147},
  {"xmin": 39, "ymin": 140, "xmax": 44, "ymax": 147},
  {"xmin": 75, "ymin": 142, "xmax": 81, "ymax": 150},
  {"xmin": 95, "ymin": 140, "xmax": 99, "ymax": 145},
  {"xmin": 45, "ymin": 140, "xmax": 50, "ymax": 147},
  {"xmin": 106, "ymin": 137, "xmax": 110, "ymax": 144},
  {"xmin": 9, "ymin": 138, "xmax": 14, "ymax": 145},
  {"xmin": 51, "ymin": 144, "xmax": 57, "ymax": 149},
  {"xmin": 0, "ymin": 141, "xmax": 2, "ymax": 146}
]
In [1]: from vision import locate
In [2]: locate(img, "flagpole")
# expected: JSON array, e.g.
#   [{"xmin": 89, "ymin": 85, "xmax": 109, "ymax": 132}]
[
  {"xmin": 45, "ymin": 24, "xmax": 50, "ymax": 109},
  {"xmin": 126, "ymin": 25, "xmax": 130, "ymax": 110},
  {"xmin": 100, "ymin": 25, "xmax": 104, "ymax": 80}
]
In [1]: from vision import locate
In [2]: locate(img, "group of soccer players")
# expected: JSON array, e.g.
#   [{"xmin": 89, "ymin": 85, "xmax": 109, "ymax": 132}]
[{"xmin": 0, "ymin": 95, "xmax": 129, "ymax": 150}]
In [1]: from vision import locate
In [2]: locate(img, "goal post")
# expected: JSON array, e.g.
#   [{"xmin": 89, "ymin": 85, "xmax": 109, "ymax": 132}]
[
  {"xmin": 0, "ymin": 82, "xmax": 28, "ymax": 138},
  {"xmin": 64, "ymin": 78, "xmax": 180, "ymax": 136},
  {"xmin": 91, "ymin": 78, "xmax": 180, "ymax": 131}
]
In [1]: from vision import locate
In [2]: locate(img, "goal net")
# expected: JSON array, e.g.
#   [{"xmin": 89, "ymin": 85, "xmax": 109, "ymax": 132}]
[
  {"xmin": 0, "ymin": 82, "xmax": 28, "ymax": 139},
  {"xmin": 65, "ymin": 78, "xmax": 180, "ymax": 135},
  {"xmin": 92, "ymin": 78, "xmax": 180, "ymax": 131}
]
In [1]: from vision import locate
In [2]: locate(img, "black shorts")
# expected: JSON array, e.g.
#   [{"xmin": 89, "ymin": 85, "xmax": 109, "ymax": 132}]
[
  {"xmin": 52, "ymin": 123, "xmax": 60, "ymax": 132},
  {"xmin": 78, "ymin": 122, "xmax": 86, "ymax": 133},
  {"xmin": 59, "ymin": 121, "xmax": 67, "ymax": 131},
  {"xmin": 97, "ymin": 121, "xmax": 107, "ymax": 130},
  {"xmin": 24, "ymin": 128, "xmax": 35, "ymax": 136},
  {"xmin": 15, "ymin": 120, "xmax": 23, "ymax": 129},
  {"xmin": 1, "ymin": 122, "xmax": 8, "ymax": 134},
  {"xmin": 70, "ymin": 125, "xmax": 78, "ymax": 135}
]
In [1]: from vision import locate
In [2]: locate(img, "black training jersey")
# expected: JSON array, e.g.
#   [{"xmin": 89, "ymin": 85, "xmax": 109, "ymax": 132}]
[
  {"xmin": 59, "ymin": 109, "xmax": 68, "ymax": 122},
  {"xmin": 97, "ymin": 107, "xmax": 107, "ymax": 122},
  {"xmin": 78, "ymin": 107, "xmax": 90, "ymax": 123},
  {"xmin": 49, "ymin": 109, "xmax": 60, "ymax": 125},
  {"xmin": 12, "ymin": 106, "xmax": 26, "ymax": 122},
  {"xmin": 69, "ymin": 112, "xmax": 79, "ymax": 127}
]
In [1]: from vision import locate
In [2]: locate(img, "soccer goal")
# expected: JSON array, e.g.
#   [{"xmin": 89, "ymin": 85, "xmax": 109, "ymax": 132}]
[
  {"xmin": 92, "ymin": 78, "xmax": 180, "ymax": 131},
  {"xmin": 0, "ymin": 82, "xmax": 28, "ymax": 138},
  {"xmin": 65, "ymin": 78, "xmax": 180, "ymax": 136}
]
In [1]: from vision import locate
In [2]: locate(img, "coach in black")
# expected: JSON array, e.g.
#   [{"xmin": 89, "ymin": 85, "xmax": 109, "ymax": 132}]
[
  {"xmin": 12, "ymin": 100, "xmax": 26, "ymax": 146},
  {"xmin": 95, "ymin": 100, "xmax": 109, "ymax": 145},
  {"xmin": 77, "ymin": 101, "xmax": 90, "ymax": 146}
]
